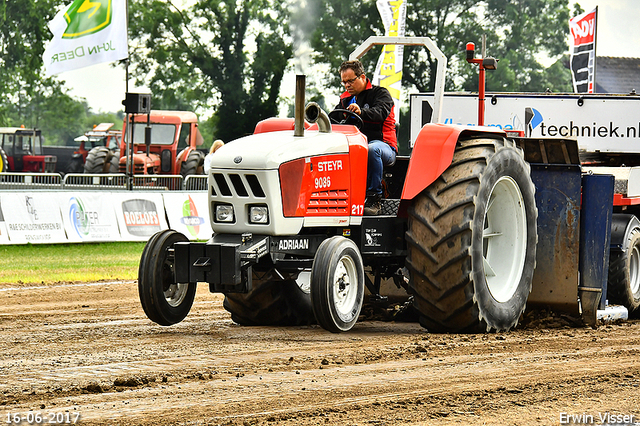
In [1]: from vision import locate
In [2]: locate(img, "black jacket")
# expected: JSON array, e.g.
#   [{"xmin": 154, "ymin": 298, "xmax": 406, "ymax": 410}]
[{"xmin": 334, "ymin": 79, "xmax": 397, "ymax": 151}]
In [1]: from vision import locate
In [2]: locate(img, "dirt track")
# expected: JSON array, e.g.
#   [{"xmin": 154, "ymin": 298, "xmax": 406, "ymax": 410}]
[{"xmin": 1, "ymin": 280, "xmax": 639, "ymax": 425}]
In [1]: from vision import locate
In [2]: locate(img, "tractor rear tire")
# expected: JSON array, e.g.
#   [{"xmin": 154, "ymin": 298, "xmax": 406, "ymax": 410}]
[
  {"xmin": 138, "ymin": 230, "xmax": 196, "ymax": 326},
  {"xmin": 181, "ymin": 150, "xmax": 204, "ymax": 177},
  {"xmin": 223, "ymin": 269, "xmax": 315, "ymax": 326},
  {"xmin": 608, "ymin": 225, "xmax": 640, "ymax": 316},
  {"xmin": 84, "ymin": 146, "xmax": 112, "ymax": 174},
  {"xmin": 406, "ymin": 137, "xmax": 537, "ymax": 333},
  {"xmin": 0, "ymin": 147, "xmax": 8, "ymax": 172},
  {"xmin": 109, "ymin": 149, "xmax": 120, "ymax": 173}
]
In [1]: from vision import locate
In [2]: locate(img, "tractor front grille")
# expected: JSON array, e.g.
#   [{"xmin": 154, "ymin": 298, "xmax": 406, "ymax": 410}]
[
  {"xmin": 211, "ymin": 173, "xmax": 265, "ymax": 198},
  {"xmin": 119, "ymin": 163, "xmax": 146, "ymax": 174},
  {"xmin": 307, "ymin": 189, "xmax": 349, "ymax": 215}
]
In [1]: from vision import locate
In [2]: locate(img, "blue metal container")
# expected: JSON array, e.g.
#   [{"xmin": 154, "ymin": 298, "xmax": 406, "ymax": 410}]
[
  {"xmin": 579, "ymin": 174, "xmax": 614, "ymax": 316},
  {"xmin": 527, "ymin": 164, "xmax": 582, "ymax": 314}
]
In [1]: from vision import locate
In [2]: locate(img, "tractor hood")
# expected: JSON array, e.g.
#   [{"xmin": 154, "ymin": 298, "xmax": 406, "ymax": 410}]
[{"xmin": 210, "ymin": 130, "xmax": 350, "ymax": 170}]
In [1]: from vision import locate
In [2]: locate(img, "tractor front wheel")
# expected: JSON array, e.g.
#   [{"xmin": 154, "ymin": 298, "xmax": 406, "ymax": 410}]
[
  {"xmin": 406, "ymin": 137, "xmax": 537, "ymax": 333},
  {"xmin": 310, "ymin": 236, "xmax": 365, "ymax": 332},
  {"xmin": 138, "ymin": 230, "xmax": 196, "ymax": 326}
]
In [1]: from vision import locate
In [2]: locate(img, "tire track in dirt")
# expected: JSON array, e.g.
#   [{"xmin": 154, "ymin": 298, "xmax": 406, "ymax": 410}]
[{"xmin": 1, "ymin": 281, "xmax": 639, "ymax": 425}]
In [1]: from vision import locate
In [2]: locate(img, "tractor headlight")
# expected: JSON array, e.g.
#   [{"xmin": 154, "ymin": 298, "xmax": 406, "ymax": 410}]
[
  {"xmin": 249, "ymin": 206, "xmax": 269, "ymax": 224},
  {"xmin": 215, "ymin": 204, "xmax": 234, "ymax": 223}
]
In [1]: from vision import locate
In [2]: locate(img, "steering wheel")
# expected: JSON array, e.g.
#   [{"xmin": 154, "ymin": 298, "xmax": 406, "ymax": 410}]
[{"xmin": 328, "ymin": 109, "xmax": 364, "ymax": 130}]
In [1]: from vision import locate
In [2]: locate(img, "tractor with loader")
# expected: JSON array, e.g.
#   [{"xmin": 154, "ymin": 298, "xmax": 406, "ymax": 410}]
[
  {"xmin": 81, "ymin": 122, "xmax": 122, "ymax": 174},
  {"xmin": 137, "ymin": 37, "xmax": 636, "ymax": 333}
]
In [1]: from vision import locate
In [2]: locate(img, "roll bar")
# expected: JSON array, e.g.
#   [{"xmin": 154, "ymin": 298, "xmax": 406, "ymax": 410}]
[{"xmin": 349, "ymin": 36, "xmax": 447, "ymax": 124}]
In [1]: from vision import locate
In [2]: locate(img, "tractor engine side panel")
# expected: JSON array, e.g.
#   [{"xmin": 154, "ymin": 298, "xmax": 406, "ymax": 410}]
[{"xmin": 280, "ymin": 134, "xmax": 367, "ymax": 222}]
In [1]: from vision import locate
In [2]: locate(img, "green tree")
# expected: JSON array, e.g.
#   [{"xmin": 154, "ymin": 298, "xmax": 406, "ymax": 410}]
[
  {"xmin": 305, "ymin": 0, "xmax": 574, "ymax": 151},
  {"xmin": 463, "ymin": 0, "xmax": 574, "ymax": 92},
  {"xmin": 25, "ymin": 80, "xmax": 88, "ymax": 146},
  {"xmin": 0, "ymin": 0, "xmax": 57, "ymax": 125},
  {"xmin": 0, "ymin": 0, "xmax": 95, "ymax": 145},
  {"xmin": 308, "ymin": 0, "xmax": 573, "ymax": 94},
  {"xmin": 127, "ymin": 0, "xmax": 293, "ymax": 142}
]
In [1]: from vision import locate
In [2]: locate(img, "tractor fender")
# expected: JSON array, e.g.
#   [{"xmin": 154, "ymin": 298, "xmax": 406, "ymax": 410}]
[
  {"xmin": 610, "ymin": 214, "xmax": 640, "ymax": 252},
  {"xmin": 177, "ymin": 148, "xmax": 188, "ymax": 164},
  {"xmin": 400, "ymin": 123, "xmax": 506, "ymax": 200}
]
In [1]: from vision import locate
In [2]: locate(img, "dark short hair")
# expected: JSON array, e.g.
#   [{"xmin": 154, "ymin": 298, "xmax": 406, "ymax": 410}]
[{"xmin": 339, "ymin": 60, "xmax": 365, "ymax": 77}]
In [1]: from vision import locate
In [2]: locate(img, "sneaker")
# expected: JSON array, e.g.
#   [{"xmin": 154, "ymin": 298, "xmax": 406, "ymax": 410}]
[{"xmin": 364, "ymin": 194, "xmax": 382, "ymax": 216}]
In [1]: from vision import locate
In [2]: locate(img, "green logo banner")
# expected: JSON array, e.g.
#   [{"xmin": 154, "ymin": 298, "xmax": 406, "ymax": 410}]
[{"xmin": 63, "ymin": 0, "xmax": 112, "ymax": 39}]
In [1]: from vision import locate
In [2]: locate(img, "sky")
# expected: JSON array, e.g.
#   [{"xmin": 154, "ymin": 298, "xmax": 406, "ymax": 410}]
[{"xmin": 58, "ymin": 0, "xmax": 640, "ymax": 114}]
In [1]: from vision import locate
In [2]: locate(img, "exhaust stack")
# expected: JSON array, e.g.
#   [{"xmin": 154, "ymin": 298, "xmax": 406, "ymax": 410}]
[
  {"xmin": 305, "ymin": 102, "xmax": 332, "ymax": 133},
  {"xmin": 294, "ymin": 75, "xmax": 305, "ymax": 137}
]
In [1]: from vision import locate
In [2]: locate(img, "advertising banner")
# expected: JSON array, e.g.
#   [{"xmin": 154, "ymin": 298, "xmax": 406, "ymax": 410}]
[
  {"xmin": 410, "ymin": 93, "xmax": 640, "ymax": 154},
  {"xmin": 0, "ymin": 196, "xmax": 9, "ymax": 244},
  {"xmin": 62, "ymin": 192, "xmax": 121, "ymax": 242},
  {"xmin": 0, "ymin": 192, "xmax": 67, "ymax": 244},
  {"xmin": 113, "ymin": 193, "xmax": 168, "ymax": 241},
  {"xmin": 372, "ymin": 0, "xmax": 407, "ymax": 123},
  {"xmin": 163, "ymin": 192, "xmax": 213, "ymax": 241},
  {"xmin": 569, "ymin": 8, "xmax": 597, "ymax": 93}
]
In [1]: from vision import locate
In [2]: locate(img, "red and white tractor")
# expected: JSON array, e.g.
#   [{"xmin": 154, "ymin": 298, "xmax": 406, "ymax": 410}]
[{"xmin": 137, "ymin": 37, "xmax": 620, "ymax": 332}]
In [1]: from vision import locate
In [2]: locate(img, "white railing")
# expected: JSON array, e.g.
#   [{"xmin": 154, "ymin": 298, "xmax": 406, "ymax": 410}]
[
  {"xmin": 63, "ymin": 173, "xmax": 128, "ymax": 189},
  {"xmin": 0, "ymin": 172, "xmax": 63, "ymax": 189},
  {"xmin": 0, "ymin": 172, "xmax": 207, "ymax": 191},
  {"xmin": 184, "ymin": 175, "xmax": 208, "ymax": 191}
]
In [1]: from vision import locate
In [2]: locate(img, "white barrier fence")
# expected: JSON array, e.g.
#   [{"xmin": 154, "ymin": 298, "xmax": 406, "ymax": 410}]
[
  {"xmin": 0, "ymin": 190, "xmax": 213, "ymax": 245},
  {"xmin": 0, "ymin": 173, "xmax": 208, "ymax": 192}
]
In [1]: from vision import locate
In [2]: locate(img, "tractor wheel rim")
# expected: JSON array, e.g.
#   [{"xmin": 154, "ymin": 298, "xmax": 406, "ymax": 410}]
[
  {"xmin": 164, "ymin": 283, "xmax": 189, "ymax": 307},
  {"xmin": 333, "ymin": 255, "xmax": 358, "ymax": 316},
  {"xmin": 483, "ymin": 176, "xmax": 527, "ymax": 303},
  {"xmin": 296, "ymin": 270, "xmax": 312, "ymax": 295},
  {"xmin": 630, "ymin": 244, "xmax": 640, "ymax": 295}
]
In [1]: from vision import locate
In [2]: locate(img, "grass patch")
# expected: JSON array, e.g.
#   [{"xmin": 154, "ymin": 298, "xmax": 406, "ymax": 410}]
[{"xmin": 0, "ymin": 242, "xmax": 146, "ymax": 285}]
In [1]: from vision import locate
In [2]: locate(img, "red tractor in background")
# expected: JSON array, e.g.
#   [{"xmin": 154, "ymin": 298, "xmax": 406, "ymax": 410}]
[
  {"xmin": 0, "ymin": 127, "xmax": 57, "ymax": 173},
  {"xmin": 118, "ymin": 110, "xmax": 205, "ymax": 176},
  {"xmin": 79, "ymin": 111, "xmax": 205, "ymax": 176}
]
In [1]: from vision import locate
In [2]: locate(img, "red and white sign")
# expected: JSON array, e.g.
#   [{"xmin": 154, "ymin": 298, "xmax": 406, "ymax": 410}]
[
  {"xmin": 569, "ymin": 8, "xmax": 597, "ymax": 93},
  {"xmin": 113, "ymin": 193, "xmax": 168, "ymax": 241}
]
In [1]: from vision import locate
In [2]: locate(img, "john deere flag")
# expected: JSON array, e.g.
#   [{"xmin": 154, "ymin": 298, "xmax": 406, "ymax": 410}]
[
  {"xmin": 372, "ymin": 0, "xmax": 407, "ymax": 123},
  {"xmin": 43, "ymin": 0, "xmax": 128, "ymax": 76},
  {"xmin": 569, "ymin": 7, "xmax": 597, "ymax": 93}
]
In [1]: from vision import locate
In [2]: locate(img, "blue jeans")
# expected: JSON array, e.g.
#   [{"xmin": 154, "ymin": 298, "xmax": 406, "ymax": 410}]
[{"xmin": 367, "ymin": 140, "xmax": 396, "ymax": 197}]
